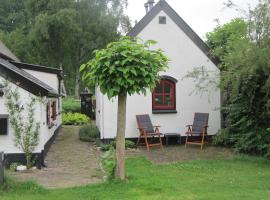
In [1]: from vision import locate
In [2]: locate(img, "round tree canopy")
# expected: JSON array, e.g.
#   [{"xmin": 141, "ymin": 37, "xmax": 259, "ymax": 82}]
[{"xmin": 80, "ymin": 36, "xmax": 169, "ymax": 99}]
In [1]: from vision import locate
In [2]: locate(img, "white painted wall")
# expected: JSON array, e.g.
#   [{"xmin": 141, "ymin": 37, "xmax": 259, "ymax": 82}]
[
  {"xmin": 97, "ymin": 10, "xmax": 221, "ymax": 139},
  {"xmin": 0, "ymin": 77, "xmax": 62, "ymax": 154},
  {"xmin": 24, "ymin": 69, "xmax": 59, "ymax": 91}
]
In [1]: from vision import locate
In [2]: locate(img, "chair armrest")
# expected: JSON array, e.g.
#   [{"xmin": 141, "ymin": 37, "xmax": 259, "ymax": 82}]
[{"xmin": 153, "ymin": 125, "xmax": 160, "ymax": 128}]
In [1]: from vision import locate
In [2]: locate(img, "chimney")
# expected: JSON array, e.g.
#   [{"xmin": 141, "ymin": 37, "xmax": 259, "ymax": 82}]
[
  {"xmin": 144, "ymin": 3, "xmax": 149, "ymax": 13},
  {"xmin": 144, "ymin": 0, "xmax": 155, "ymax": 14},
  {"xmin": 148, "ymin": 0, "xmax": 155, "ymax": 10}
]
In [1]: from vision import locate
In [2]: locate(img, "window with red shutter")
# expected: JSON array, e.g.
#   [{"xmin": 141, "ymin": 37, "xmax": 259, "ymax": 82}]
[{"xmin": 152, "ymin": 77, "xmax": 177, "ymax": 113}]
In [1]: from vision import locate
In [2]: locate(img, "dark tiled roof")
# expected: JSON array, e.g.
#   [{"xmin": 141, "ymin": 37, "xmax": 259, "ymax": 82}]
[
  {"xmin": 127, "ymin": 0, "xmax": 220, "ymax": 66},
  {"xmin": 11, "ymin": 61, "xmax": 63, "ymax": 78},
  {"xmin": 0, "ymin": 58, "xmax": 59, "ymax": 97}
]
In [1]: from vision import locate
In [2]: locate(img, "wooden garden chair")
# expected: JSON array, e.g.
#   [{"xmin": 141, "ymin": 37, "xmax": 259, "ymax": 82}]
[
  {"xmin": 185, "ymin": 113, "xmax": 209, "ymax": 150},
  {"xmin": 136, "ymin": 114, "xmax": 163, "ymax": 151}
]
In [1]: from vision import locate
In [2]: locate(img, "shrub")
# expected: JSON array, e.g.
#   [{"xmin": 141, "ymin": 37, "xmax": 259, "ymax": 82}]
[
  {"xmin": 9, "ymin": 163, "xmax": 19, "ymax": 172},
  {"xmin": 79, "ymin": 124, "xmax": 100, "ymax": 142},
  {"xmin": 214, "ymin": 128, "xmax": 270, "ymax": 158},
  {"xmin": 111, "ymin": 140, "xmax": 136, "ymax": 149},
  {"xmin": 99, "ymin": 139, "xmax": 136, "ymax": 151},
  {"xmin": 100, "ymin": 143, "xmax": 111, "ymax": 151},
  {"xmin": 62, "ymin": 113, "xmax": 90, "ymax": 125},
  {"xmin": 101, "ymin": 147, "xmax": 116, "ymax": 179},
  {"xmin": 62, "ymin": 97, "xmax": 81, "ymax": 113}
]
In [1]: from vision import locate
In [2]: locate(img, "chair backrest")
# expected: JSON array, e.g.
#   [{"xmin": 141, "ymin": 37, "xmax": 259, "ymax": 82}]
[
  {"xmin": 192, "ymin": 113, "xmax": 209, "ymax": 132},
  {"xmin": 136, "ymin": 114, "xmax": 154, "ymax": 133}
]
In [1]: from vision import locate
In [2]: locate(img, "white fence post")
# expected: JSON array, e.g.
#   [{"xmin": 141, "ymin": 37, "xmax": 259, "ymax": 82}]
[{"xmin": 0, "ymin": 152, "xmax": 4, "ymax": 184}]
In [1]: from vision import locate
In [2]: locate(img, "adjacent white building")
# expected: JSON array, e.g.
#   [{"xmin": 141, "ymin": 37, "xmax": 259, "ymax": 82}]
[
  {"xmin": 0, "ymin": 41, "xmax": 65, "ymax": 167},
  {"xmin": 96, "ymin": 0, "xmax": 221, "ymax": 140}
]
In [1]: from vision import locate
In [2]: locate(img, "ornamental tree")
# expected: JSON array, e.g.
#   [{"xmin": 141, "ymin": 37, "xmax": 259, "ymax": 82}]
[{"xmin": 80, "ymin": 37, "xmax": 168, "ymax": 180}]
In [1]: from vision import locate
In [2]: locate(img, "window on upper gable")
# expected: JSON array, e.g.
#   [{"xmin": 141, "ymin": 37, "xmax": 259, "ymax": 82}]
[
  {"xmin": 159, "ymin": 16, "xmax": 166, "ymax": 24},
  {"xmin": 152, "ymin": 76, "xmax": 177, "ymax": 113},
  {"xmin": 0, "ymin": 115, "xmax": 8, "ymax": 135}
]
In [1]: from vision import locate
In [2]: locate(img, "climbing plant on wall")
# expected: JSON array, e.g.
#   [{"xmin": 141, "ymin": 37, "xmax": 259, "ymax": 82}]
[{"xmin": 4, "ymin": 82, "xmax": 40, "ymax": 169}]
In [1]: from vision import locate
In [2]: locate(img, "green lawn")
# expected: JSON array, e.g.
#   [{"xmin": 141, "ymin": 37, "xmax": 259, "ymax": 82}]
[{"xmin": 1, "ymin": 156, "xmax": 270, "ymax": 200}]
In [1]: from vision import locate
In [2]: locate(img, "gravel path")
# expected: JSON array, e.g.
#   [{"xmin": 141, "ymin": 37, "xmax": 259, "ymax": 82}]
[{"xmin": 10, "ymin": 126, "xmax": 104, "ymax": 189}]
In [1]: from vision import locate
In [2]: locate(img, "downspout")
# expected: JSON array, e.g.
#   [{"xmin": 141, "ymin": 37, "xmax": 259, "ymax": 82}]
[{"xmin": 102, "ymin": 93, "xmax": 105, "ymax": 140}]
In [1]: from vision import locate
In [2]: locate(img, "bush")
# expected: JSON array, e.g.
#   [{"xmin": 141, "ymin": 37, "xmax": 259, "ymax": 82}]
[
  {"xmin": 100, "ymin": 143, "xmax": 111, "ymax": 151},
  {"xmin": 98, "ymin": 139, "xmax": 136, "ymax": 151},
  {"xmin": 101, "ymin": 147, "xmax": 116, "ymax": 179},
  {"xmin": 214, "ymin": 128, "xmax": 270, "ymax": 158},
  {"xmin": 9, "ymin": 163, "xmax": 19, "ymax": 172},
  {"xmin": 79, "ymin": 124, "xmax": 100, "ymax": 142},
  {"xmin": 62, "ymin": 97, "xmax": 81, "ymax": 113},
  {"xmin": 62, "ymin": 113, "xmax": 90, "ymax": 125},
  {"xmin": 111, "ymin": 139, "xmax": 136, "ymax": 149}
]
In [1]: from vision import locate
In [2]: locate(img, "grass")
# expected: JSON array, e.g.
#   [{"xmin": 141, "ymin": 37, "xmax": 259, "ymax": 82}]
[{"xmin": 1, "ymin": 156, "xmax": 270, "ymax": 200}]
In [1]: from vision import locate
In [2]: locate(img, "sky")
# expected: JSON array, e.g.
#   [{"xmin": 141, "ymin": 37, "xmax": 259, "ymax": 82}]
[{"xmin": 126, "ymin": 0, "xmax": 259, "ymax": 39}]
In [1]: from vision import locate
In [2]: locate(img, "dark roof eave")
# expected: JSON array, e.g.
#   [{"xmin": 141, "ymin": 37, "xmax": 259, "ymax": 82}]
[
  {"xmin": 48, "ymin": 92, "xmax": 60, "ymax": 98},
  {"xmin": 0, "ymin": 59, "xmax": 60, "ymax": 97},
  {"xmin": 10, "ymin": 61, "xmax": 64, "ymax": 78}
]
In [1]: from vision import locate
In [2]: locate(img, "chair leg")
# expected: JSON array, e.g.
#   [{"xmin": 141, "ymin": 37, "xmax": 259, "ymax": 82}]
[
  {"xmin": 185, "ymin": 135, "xmax": 189, "ymax": 148},
  {"xmin": 159, "ymin": 135, "xmax": 164, "ymax": 150},
  {"xmin": 201, "ymin": 133, "xmax": 205, "ymax": 150},
  {"xmin": 144, "ymin": 135, "xmax": 150, "ymax": 151},
  {"xmin": 136, "ymin": 135, "xmax": 141, "ymax": 146}
]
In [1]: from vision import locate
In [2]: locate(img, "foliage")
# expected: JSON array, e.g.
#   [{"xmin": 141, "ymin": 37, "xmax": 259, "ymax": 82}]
[
  {"xmin": 81, "ymin": 37, "xmax": 169, "ymax": 99},
  {"xmin": 0, "ymin": 0, "xmax": 130, "ymax": 96},
  {"xmin": 206, "ymin": 18, "xmax": 248, "ymax": 71},
  {"xmin": 110, "ymin": 140, "xmax": 136, "ymax": 149},
  {"xmin": 78, "ymin": 124, "xmax": 100, "ymax": 142},
  {"xmin": 62, "ymin": 113, "xmax": 89, "ymax": 125},
  {"xmin": 62, "ymin": 97, "xmax": 81, "ymax": 113},
  {"xmin": 4, "ymin": 83, "xmax": 40, "ymax": 169},
  {"xmin": 99, "ymin": 139, "xmax": 136, "ymax": 151},
  {"xmin": 99, "ymin": 143, "xmax": 112, "ymax": 151},
  {"xmin": 101, "ymin": 147, "xmax": 116, "ymax": 179},
  {"xmin": 1, "ymin": 156, "xmax": 270, "ymax": 199},
  {"xmin": 0, "ymin": 175, "xmax": 43, "ymax": 193},
  {"xmin": 187, "ymin": 0, "xmax": 270, "ymax": 158},
  {"xmin": 9, "ymin": 163, "xmax": 19, "ymax": 172}
]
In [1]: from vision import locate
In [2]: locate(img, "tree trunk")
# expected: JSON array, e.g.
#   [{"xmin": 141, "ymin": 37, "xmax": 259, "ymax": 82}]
[{"xmin": 115, "ymin": 92, "xmax": 127, "ymax": 180}]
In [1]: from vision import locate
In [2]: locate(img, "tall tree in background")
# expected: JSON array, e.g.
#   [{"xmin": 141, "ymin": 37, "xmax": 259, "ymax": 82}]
[{"xmin": 0, "ymin": 0, "xmax": 131, "ymax": 97}]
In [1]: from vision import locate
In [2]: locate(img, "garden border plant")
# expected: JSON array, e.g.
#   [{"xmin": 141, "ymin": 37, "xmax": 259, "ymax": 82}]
[{"xmin": 62, "ymin": 112, "xmax": 90, "ymax": 125}]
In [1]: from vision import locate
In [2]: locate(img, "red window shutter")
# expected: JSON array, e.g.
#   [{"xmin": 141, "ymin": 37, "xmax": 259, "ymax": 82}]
[
  {"xmin": 52, "ymin": 101, "xmax": 57, "ymax": 121},
  {"xmin": 47, "ymin": 102, "xmax": 51, "ymax": 126}
]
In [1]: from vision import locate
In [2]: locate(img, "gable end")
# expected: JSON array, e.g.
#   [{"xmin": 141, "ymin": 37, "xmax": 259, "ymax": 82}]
[{"xmin": 127, "ymin": 0, "xmax": 220, "ymax": 66}]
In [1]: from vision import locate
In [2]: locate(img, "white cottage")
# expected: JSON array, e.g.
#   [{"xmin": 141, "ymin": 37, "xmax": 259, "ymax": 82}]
[
  {"xmin": 96, "ymin": 0, "xmax": 221, "ymax": 141},
  {"xmin": 0, "ymin": 41, "xmax": 64, "ymax": 168}
]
